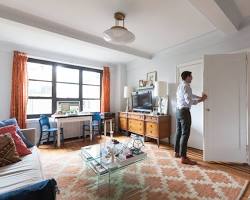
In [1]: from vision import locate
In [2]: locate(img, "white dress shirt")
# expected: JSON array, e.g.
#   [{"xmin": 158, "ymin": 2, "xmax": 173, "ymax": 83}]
[{"xmin": 176, "ymin": 80, "xmax": 200, "ymax": 109}]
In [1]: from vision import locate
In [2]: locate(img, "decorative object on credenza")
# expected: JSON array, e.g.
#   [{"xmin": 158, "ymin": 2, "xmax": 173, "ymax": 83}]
[
  {"xmin": 146, "ymin": 80, "xmax": 153, "ymax": 87},
  {"xmin": 139, "ymin": 80, "xmax": 144, "ymax": 87},
  {"xmin": 139, "ymin": 80, "xmax": 148, "ymax": 88},
  {"xmin": 161, "ymin": 96, "xmax": 169, "ymax": 115},
  {"xmin": 123, "ymin": 86, "xmax": 132, "ymax": 112},
  {"xmin": 146, "ymin": 71, "xmax": 157, "ymax": 86},
  {"xmin": 154, "ymin": 81, "xmax": 167, "ymax": 114},
  {"xmin": 127, "ymin": 134, "xmax": 144, "ymax": 155}
]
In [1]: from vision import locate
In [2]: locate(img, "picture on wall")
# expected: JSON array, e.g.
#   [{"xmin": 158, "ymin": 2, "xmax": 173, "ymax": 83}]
[
  {"xmin": 146, "ymin": 71, "xmax": 157, "ymax": 86},
  {"xmin": 139, "ymin": 80, "xmax": 144, "ymax": 87},
  {"xmin": 139, "ymin": 80, "xmax": 149, "ymax": 87}
]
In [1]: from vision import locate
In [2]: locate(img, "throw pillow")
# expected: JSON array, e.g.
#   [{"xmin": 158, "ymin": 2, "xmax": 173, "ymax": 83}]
[
  {"xmin": 0, "ymin": 133, "xmax": 21, "ymax": 167},
  {"xmin": 0, "ymin": 125, "xmax": 31, "ymax": 156},
  {"xmin": 0, "ymin": 118, "xmax": 34, "ymax": 148}
]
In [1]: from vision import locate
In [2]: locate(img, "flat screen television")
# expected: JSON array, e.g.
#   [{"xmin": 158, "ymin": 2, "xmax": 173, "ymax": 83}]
[{"xmin": 132, "ymin": 90, "xmax": 153, "ymax": 112}]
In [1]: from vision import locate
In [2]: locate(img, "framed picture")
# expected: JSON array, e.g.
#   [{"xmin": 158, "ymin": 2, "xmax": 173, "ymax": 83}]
[
  {"xmin": 146, "ymin": 71, "xmax": 157, "ymax": 84},
  {"xmin": 146, "ymin": 80, "xmax": 153, "ymax": 87},
  {"xmin": 139, "ymin": 80, "xmax": 144, "ymax": 87}
]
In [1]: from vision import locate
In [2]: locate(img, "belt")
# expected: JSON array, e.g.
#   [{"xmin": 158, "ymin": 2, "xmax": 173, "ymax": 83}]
[{"xmin": 177, "ymin": 107, "xmax": 190, "ymax": 110}]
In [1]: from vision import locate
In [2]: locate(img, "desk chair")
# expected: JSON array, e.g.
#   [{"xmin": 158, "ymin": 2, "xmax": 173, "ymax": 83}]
[
  {"xmin": 83, "ymin": 112, "xmax": 101, "ymax": 139},
  {"xmin": 38, "ymin": 115, "xmax": 64, "ymax": 147}
]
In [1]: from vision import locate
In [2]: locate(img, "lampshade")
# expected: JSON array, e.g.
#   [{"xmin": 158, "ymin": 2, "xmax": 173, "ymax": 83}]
[
  {"xmin": 103, "ymin": 12, "xmax": 135, "ymax": 45},
  {"xmin": 124, "ymin": 86, "xmax": 132, "ymax": 98},
  {"xmin": 154, "ymin": 81, "xmax": 167, "ymax": 97},
  {"xmin": 103, "ymin": 27, "xmax": 135, "ymax": 44}
]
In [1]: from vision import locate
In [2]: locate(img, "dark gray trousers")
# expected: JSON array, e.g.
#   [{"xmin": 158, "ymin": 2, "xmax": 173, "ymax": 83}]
[{"xmin": 175, "ymin": 108, "xmax": 191, "ymax": 158}]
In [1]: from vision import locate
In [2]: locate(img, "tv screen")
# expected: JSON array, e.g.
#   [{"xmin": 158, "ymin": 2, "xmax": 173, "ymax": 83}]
[{"xmin": 132, "ymin": 91, "xmax": 152, "ymax": 111}]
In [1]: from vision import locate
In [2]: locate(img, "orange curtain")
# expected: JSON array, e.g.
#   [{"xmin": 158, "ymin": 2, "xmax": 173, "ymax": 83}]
[
  {"xmin": 10, "ymin": 51, "xmax": 28, "ymax": 128},
  {"xmin": 101, "ymin": 66, "xmax": 110, "ymax": 112}
]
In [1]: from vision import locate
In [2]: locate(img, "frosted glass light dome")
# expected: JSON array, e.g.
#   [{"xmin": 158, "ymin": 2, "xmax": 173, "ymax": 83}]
[
  {"xmin": 103, "ymin": 12, "xmax": 135, "ymax": 45},
  {"xmin": 103, "ymin": 26, "xmax": 135, "ymax": 44}
]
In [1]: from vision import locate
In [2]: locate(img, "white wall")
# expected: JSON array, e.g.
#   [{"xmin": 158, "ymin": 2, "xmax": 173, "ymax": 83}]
[
  {"xmin": 127, "ymin": 25, "xmax": 250, "ymax": 148},
  {"xmin": 0, "ymin": 41, "xmax": 125, "ymax": 120},
  {"xmin": 0, "ymin": 50, "xmax": 12, "ymax": 120}
]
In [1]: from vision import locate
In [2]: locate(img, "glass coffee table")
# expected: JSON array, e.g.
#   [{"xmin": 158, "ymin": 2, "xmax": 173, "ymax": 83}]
[{"xmin": 80, "ymin": 137, "xmax": 147, "ymax": 197}]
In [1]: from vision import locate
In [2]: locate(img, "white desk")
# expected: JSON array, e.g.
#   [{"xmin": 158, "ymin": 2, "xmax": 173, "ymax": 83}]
[{"xmin": 52, "ymin": 114, "xmax": 93, "ymax": 147}]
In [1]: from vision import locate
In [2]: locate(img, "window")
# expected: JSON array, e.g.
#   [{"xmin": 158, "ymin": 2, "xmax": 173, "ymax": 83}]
[
  {"xmin": 82, "ymin": 70, "xmax": 101, "ymax": 112},
  {"xmin": 27, "ymin": 62, "xmax": 52, "ymax": 116},
  {"xmin": 56, "ymin": 66, "xmax": 79, "ymax": 98},
  {"xmin": 27, "ymin": 58, "xmax": 102, "ymax": 118}
]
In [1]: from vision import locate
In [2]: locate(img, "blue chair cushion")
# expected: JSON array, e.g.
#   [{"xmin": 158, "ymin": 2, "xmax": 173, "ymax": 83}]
[
  {"xmin": 92, "ymin": 112, "xmax": 101, "ymax": 121},
  {"xmin": 0, "ymin": 118, "xmax": 34, "ymax": 148},
  {"xmin": 0, "ymin": 179, "xmax": 57, "ymax": 200},
  {"xmin": 42, "ymin": 128, "xmax": 58, "ymax": 132}
]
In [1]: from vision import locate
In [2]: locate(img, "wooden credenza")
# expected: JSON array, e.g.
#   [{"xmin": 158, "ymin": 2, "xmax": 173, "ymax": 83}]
[{"xmin": 118, "ymin": 112, "xmax": 171, "ymax": 147}]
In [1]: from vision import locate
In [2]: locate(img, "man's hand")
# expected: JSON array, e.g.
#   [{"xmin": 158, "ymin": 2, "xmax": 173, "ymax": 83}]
[
  {"xmin": 198, "ymin": 93, "xmax": 207, "ymax": 103},
  {"xmin": 201, "ymin": 93, "xmax": 207, "ymax": 101}
]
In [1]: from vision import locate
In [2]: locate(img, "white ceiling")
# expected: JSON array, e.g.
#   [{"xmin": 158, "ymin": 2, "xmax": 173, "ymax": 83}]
[
  {"xmin": 0, "ymin": 0, "xmax": 216, "ymax": 54},
  {"xmin": 233, "ymin": 0, "xmax": 250, "ymax": 18},
  {"xmin": 0, "ymin": 18, "xmax": 139, "ymax": 64},
  {"xmin": 0, "ymin": 0, "xmax": 249, "ymax": 63}
]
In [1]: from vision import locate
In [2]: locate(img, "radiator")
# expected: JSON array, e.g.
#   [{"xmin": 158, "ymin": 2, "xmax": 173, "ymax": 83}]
[{"xmin": 26, "ymin": 118, "xmax": 84, "ymax": 144}]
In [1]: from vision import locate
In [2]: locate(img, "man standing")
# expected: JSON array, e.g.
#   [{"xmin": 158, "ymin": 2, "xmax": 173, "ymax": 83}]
[{"xmin": 175, "ymin": 71, "xmax": 207, "ymax": 165}]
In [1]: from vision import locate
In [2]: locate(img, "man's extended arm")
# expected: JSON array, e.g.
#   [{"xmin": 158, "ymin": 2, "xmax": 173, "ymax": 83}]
[{"xmin": 183, "ymin": 86, "xmax": 198, "ymax": 106}]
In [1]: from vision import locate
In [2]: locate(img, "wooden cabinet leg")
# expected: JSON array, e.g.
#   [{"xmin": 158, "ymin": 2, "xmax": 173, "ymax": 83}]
[
  {"xmin": 157, "ymin": 139, "xmax": 160, "ymax": 148},
  {"xmin": 126, "ymin": 130, "xmax": 129, "ymax": 136}
]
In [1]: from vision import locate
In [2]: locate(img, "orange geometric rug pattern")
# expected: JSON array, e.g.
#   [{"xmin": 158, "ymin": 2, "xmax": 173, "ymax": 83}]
[{"xmin": 40, "ymin": 143, "xmax": 248, "ymax": 200}]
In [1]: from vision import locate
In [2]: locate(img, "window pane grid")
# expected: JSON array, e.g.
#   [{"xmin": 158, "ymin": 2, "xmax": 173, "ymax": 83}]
[
  {"xmin": 82, "ymin": 98, "xmax": 100, "ymax": 100},
  {"xmin": 82, "ymin": 100, "xmax": 100, "ymax": 112},
  {"xmin": 28, "ymin": 80, "xmax": 52, "ymax": 97},
  {"xmin": 27, "ymin": 62, "xmax": 52, "ymax": 81},
  {"xmin": 27, "ymin": 99, "xmax": 52, "ymax": 115},
  {"xmin": 82, "ymin": 70, "xmax": 101, "ymax": 85},
  {"xmin": 82, "ymin": 85, "xmax": 100, "ymax": 99},
  {"xmin": 27, "ymin": 59, "xmax": 102, "ymax": 116},
  {"xmin": 56, "ymin": 66, "xmax": 79, "ymax": 83},
  {"xmin": 28, "ymin": 79, "xmax": 52, "ymax": 83},
  {"xmin": 56, "ymin": 83, "xmax": 79, "ymax": 98},
  {"xmin": 56, "ymin": 81, "xmax": 79, "ymax": 85},
  {"xmin": 82, "ymin": 84, "xmax": 101, "ymax": 86}
]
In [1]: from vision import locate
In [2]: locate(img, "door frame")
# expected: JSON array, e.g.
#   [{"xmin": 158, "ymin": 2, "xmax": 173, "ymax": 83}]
[
  {"xmin": 247, "ymin": 53, "xmax": 250, "ymax": 165},
  {"xmin": 176, "ymin": 59, "xmax": 203, "ymax": 83},
  {"xmin": 176, "ymin": 59, "xmax": 204, "ymax": 150}
]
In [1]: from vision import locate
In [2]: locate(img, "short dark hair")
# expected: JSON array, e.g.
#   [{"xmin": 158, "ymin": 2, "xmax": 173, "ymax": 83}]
[{"xmin": 181, "ymin": 71, "xmax": 192, "ymax": 80}]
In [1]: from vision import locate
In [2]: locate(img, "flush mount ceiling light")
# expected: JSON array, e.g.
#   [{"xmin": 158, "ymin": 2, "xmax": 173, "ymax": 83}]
[{"xmin": 103, "ymin": 12, "xmax": 135, "ymax": 45}]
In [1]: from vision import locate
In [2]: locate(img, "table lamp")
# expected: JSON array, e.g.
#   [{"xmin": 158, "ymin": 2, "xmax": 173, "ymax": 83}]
[
  {"xmin": 124, "ymin": 86, "xmax": 132, "ymax": 112},
  {"xmin": 154, "ymin": 81, "xmax": 167, "ymax": 114}
]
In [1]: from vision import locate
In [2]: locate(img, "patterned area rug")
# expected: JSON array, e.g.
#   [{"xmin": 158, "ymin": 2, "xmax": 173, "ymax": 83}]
[{"xmin": 40, "ymin": 142, "xmax": 248, "ymax": 200}]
